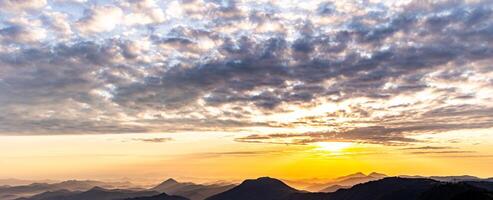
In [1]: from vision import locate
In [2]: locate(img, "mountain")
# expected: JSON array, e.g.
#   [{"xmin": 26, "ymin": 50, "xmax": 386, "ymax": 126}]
[
  {"xmin": 15, "ymin": 189, "xmax": 74, "ymax": 200},
  {"xmin": 291, "ymin": 177, "xmax": 492, "ymax": 200},
  {"xmin": 327, "ymin": 177, "xmax": 438, "ymax": 200},
  {"xmin": 304, "ymin": 172, "xmax": 388, "ymax": 192},
  {"xmin": 319, "ymin": 184, "xmax": 349, "ymax": 193},
  {"xmin": 463, "ymin": 181, "xmax": 493, "ymax": 192},
  {"xmin": 152, "ymin": 179, "xmax": 235, "ymax": 200},
  {"xmin": 429, "ymin": 175, "xmax": 482, "ymax": 182},
  {"xmin": 0, "ymin": 179, "xmax": 136, "ymax": 200},
  {"xmin": 125, "ymin": 192, "xmax": 190, "ymax": 200},
  {"xmin": 368, "ymin": 172, "xmax": 387, "ymax": 179},
  {"xmin": 336, "ymin": 172, "xmax": 367, "ymax": 180},
  {"xmin": 18, "ymin": 186, "xmax": 159, "ymax": 200},
  {"xmin": 163, "ymin": 177, "xmax": 493, "ymax": 200},
  {"xmin": 0, "ymin": 179, "xmax": 57, "ymax": 187},
  {"xmin": 205, "ymin": 177, "xmax": 298, "ymax": 200},
  {"xmin": 419, "ymin": 182, "xmax": 493, "ymax": 200},
  {"xmin": 400, "ymin": 175, "xmax": 489, "ymax": 183},
  {"xmin": 153, "ymin": 179, "xmax": 180, "ymax": 192},
  {"xmin": 0, "ymin": 183, "xmax": 55, "ymax": 200},
  {"xmin": 10, "ymin": 176, "xmax": 493, "ymax": 200},
  {"xmin": 302, "ymin": 177, "xmax": 493, "ymax": 200}
]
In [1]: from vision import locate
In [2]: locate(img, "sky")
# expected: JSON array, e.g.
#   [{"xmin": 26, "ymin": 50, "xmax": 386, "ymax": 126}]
[{"xmin": 0, "ymin": 0, "xmax": 493, "ymax": 184}]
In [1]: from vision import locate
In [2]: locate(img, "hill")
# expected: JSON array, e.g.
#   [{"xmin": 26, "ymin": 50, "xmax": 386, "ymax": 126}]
[
  {"xmin": 17, "ymin": 186, "xmax": 159, "ymax": 200},
  {"xmin": 152, "ymin": 178, "xmax": 235, "ymax": 200},
  {"xmin": 205, "ymin": 177, "xmax": 298, "ymax": 200},
  {"xmin": 125, "ymin": 192, "xmax": 190, "ymax": 200}
]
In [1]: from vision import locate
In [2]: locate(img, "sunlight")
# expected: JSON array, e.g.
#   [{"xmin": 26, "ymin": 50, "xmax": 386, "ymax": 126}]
[{"xmin": 315, "ymin": 142, "xmax": 353, "ymax": 152}]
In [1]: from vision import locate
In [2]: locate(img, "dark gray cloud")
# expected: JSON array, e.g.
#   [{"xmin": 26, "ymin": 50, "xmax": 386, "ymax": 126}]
[{"xmin": 0, "ymin": 0, "xmax": 492, "ymax": 146}]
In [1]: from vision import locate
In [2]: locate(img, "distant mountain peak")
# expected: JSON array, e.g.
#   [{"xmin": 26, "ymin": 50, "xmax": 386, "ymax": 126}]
[
  {"xmin": 336, "ymin": 172, "xmax": 367, "ymax": 180},
  {"xmin": 368, "ymin": 172, "xmax": 387, "ymax": 178},
  {"xmin": 152, "ymin": 178, "xmax": 181, "ymax": 191},
  {"xmin": 164, "ymin": 178, "xmax": 179, "ymax": 184},
  {"xmin": 89, "ymin": 186, "xmax": 108, "ymax": 191}
]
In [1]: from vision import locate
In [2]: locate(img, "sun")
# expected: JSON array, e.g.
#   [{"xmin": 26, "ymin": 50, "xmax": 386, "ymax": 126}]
[{"xmin": 315, "ymin": 142, "xmax": 352, "ymax": 152}]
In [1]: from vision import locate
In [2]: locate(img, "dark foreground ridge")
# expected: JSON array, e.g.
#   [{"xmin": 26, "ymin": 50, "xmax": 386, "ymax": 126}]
[
  {"xmin": 206, "ymin": 177, "xmax": 493, "ymax": 200},
  {"xmin": 13, "ymin": 177, "xmax": 493, "ymax": 200}
]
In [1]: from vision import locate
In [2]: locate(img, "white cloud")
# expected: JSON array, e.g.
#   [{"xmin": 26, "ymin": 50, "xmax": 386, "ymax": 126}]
[
  {"xmin": 121, "ymin": 0, "xmax": 166, "ymax": 26},
  {"xmin": 76, "ymin": 6, "xmax": 124, "ymax": 34},
  {"xmin": 42, "ymin": 12, "xmax": 73, "ymax": 37},
  {"xmin": 0, "ymin": 0, "xmax": 47, "ymax": 12}
]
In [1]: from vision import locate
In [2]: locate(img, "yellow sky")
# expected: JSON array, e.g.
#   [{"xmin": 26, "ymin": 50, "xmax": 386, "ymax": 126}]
[{"xmin": 1, "ymin": 128, "xmax": 492, "ymax": 185}]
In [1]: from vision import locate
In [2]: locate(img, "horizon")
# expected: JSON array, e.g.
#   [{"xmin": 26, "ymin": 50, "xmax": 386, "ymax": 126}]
[
  {"xmin": 1, "ymin": 171, "xmax": 492, "ymax": 188},
  {"xmin": 1, "ymin": 0, "xmax": 493, "ymax": 192}
]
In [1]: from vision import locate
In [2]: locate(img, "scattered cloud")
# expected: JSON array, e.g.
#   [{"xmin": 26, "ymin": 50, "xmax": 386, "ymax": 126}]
[{"xmin": 0, "ymin": 0, "xmax": 492, "ymax": 147}]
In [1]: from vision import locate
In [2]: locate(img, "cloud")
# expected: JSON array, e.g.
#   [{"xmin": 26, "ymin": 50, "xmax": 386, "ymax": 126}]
[
  {"xmin": 41, "ymin": 12, "xmax": 73, "ymax": 38},
  {"xmin": 400, "ymin": 146, "xmax": 457, "ymax": 150},
  {"xmin": 0, "ymin": 0, "xmax": 492, "ymax": 148},
  {"xmin": 0, "ymin": 25, "xmax": 46, "ymax": 43},
  {"xmin": 76, "ymin": 6, "xmax": 124, "ymax": 34},
  {"xmin": 120, "ymin": 0, "xmax": 166, "ymax": 26},
  {"xmin": 235, "ymin": 126, "xmax": 424, "ymax": 146},
  {"xmin": 409, "ymin": 151, "xmax": 476, "ymax": 155},
  {"xmin": 133, "ymin": 137, "xmax": 173, "ymax": 143},
  {"xmin": 184, "ymin": 150, "xmax": 283, "ymax": 159},
  {"xmin": 0, "ymin": 0, "xmax": 47, "ymax": 12}
]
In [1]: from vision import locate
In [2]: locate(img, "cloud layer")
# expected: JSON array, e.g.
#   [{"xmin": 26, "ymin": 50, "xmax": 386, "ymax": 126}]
[{"xmin": 0, "ymin": 0, "xmax": 492, "ymax": 146}]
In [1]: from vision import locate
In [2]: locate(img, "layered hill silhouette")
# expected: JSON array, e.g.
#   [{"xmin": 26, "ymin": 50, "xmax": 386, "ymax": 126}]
[
  {"xmin": 151, "ymin": 178, "xmax": 235, "ymax": 200},
  {"xmin": 0, "ymin": 180, "xmax": 135, "ymax": 200},
  {"xmin": 124, "ymin": 192, "xmax": 189, "ymax": 200},
  {"xmin": 9, "ymin": 174, "xmax": 493, "ymax": 200},
  {"xmin": 15, "ymin": 187, "xmax": 159, "ymax": 200},
  {"xmin": 298, "ymin": 172, "xmax": 388, "ymax": 192},
  {"xmin": 206, "ymin": 177, "xmax": 493, "ymax": 200}
]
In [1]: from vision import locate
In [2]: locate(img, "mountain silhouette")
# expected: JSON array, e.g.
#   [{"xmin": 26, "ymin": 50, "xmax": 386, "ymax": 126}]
[
  {"xmin": 152, "ymin": 178, "xmax": 235, "ymax": 200},
  {"xmin": 14, "ymin": 189, "xmax": 73, "ymax": 200},
  {"xmin": 319, "ymin": 184, "xmax": 349, "ymax": 193},
  {"xmin": 205, "ymin": 177, "xmax": 298, "ymax": 200},
  {"xmin": 328, "ymin": 177, "xmax": 439, "ymax": 200},
  {"xmin": 153, "ymin": 179, "xmax": 180, "ymax": 192},
  {"xmin": 305, "ymin": 177, "xmax": 493, "ymax": 200},
  {"xmin": 419, "ymin": 182, "xmax": 493, "ymax": 200},
  {"xmin": 463, "ymin": 181, "xmax": 493, "ymax": 191},
  {"xmin": 0, "ymin": 180, "xmax": 135, "ymax": 200},
  {"xmin": 17, "ymin": 186, "xmax": 159, "ymax": 200},
  {"xmin": 305, "ymin": 172, "xmax": 388, "ymax": 192},
  {"xmin": 124, "ymin": 192, "xmax": 190, "ymax": 200},
  {"xmin": 10, "ymin": 176, "xmax": 493, "ymax": 200}
]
